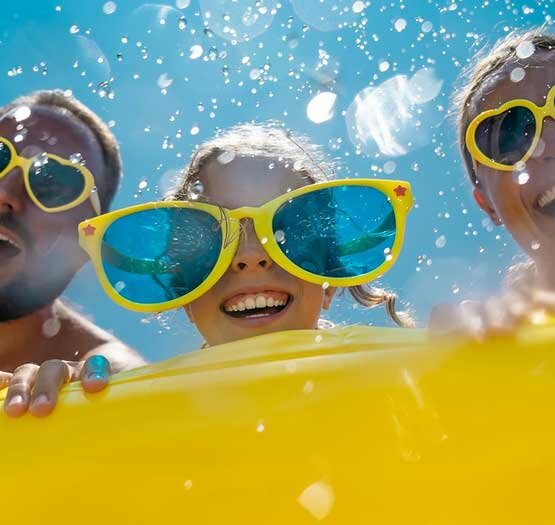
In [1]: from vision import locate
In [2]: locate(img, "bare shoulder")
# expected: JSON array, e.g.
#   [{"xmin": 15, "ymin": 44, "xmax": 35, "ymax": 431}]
[{"xmin": 52, "ymin": 300, "xmax": 147, "ymax": 370}]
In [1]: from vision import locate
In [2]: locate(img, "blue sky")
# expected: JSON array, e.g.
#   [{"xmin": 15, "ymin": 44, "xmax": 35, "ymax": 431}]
[{"xmin": 0, "ymin": 0, "xmax": 551, "ymax": 360}]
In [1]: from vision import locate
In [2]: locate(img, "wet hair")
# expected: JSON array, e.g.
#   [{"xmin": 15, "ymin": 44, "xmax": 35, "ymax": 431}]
[
  {"xmin": 0, "ymin": 89, "xmax": 121, "ymax": 212},
  {"xmin": 167, "ymin": 122, "xmax": 414, "ymax": 328},
  {"xmin": 454, "ymin": 27, "xmax": 555, "ymax": 187}
]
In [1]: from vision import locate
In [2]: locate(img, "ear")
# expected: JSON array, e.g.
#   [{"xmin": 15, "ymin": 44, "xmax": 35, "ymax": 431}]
[
  {"xmin": 322, "ymin": 287, "xmax": 337, "ymax": 310},
  {"xmin": 184, "ymin": 304, "xmax": 195, "ymax": 324},
  {"xmin": 473, "ymin": 188, "xmax": 502, "ymax": 225}
]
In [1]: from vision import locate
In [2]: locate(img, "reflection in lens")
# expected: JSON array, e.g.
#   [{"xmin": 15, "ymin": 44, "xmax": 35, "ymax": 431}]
[
  {"xmin": 345, "ymin": 68, "xmax": 443, "ymax": 157},
  {"xmin": 199, "ymin": 0, "xmax": 278, "ymax": 42},
  {"xmin": 475, "ymin": 106, "xmax": 535, "ymax": 165},
  {"xmin": 273, "ymin": 186, "xmax": 396, "ymax": 279},
  {"xmin": 290, "ymin": 0, "xmax": 361, "ymax": 31},
  {"xmin": 101, "ymin": 208, "xmax": 222, "ymax": 305},
  {"xmin": 28, "ymin": 158, "xmax": 86, "ymax": 208}
]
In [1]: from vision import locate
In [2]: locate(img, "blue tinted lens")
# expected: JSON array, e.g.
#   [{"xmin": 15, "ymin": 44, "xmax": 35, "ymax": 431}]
[
  {"xmin": 475, "ymin": 106, "xmax": 535, "ymax": 165},
  {"xmin": 101, "ymin": 207, "xmax": 222, "ymax": 305},
  {"xmin": 0, "ymin": 141, "xmax": 11, "ymax": 172},
  {"xmin": 273, "ymin": 185, "xmax": 396, "ymax": 278},
  {"xmin": 28, "ymin": 157, "xmax": 86, "ymax": 208}
]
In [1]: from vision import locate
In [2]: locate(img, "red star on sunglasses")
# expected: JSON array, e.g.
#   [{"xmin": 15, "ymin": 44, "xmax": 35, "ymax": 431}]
[
  {"xmin": 82, "ymin": 224, "xmax": 96, "ymax": 236},
  {"xmin": 393, "ymin": 185, "xmax": 407, "ymax": 197}
]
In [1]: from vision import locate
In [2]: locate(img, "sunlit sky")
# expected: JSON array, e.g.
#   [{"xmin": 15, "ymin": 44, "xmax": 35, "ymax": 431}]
[{"xmin": 1, "ymin": 0, "xmax": 551, "ymax": 360}]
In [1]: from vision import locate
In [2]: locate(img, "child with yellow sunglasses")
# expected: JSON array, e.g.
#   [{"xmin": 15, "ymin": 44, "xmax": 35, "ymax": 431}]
[
  {"xmin": 430, "ymin": 28, "xmax": 555, "ymax": 336},
  {"xmin": 80, "ymin": 123, "xmax": 414, "ymax": 347}
]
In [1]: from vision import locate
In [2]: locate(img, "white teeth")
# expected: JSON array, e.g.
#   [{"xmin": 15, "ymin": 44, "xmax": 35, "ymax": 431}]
[
  {"xmin": 538, "ymin": 186, "xmax": 555, "ymax": 209},
  {"xmin": 255, "ymin": 296, "xmax": 267, "ymax": 308},
  {"xmin": 245, "ymin": 297, "xmax": 256, "ymax": 309},
  {"xmin": 224, "ymin": 293, "xmax": 289, "ymax": 313},
  {"xmin": 0, "ymin": 233, "xmax": 21, "ymax": 250}
]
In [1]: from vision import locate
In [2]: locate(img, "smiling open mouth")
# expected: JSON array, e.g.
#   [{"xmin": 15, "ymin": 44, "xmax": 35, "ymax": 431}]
[
  {"xmin": 0, "ymin": 234, "xmax": 22, "ymax": 263},
  {"xmin": 222, "ymin": 292, "xmax": 292, "ymax": 319}
]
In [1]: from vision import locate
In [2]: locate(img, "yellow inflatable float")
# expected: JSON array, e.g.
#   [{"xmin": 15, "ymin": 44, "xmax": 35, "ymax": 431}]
[{"xmin": 2, "ymin": 324, "xmax": 555, "ymax": 524}]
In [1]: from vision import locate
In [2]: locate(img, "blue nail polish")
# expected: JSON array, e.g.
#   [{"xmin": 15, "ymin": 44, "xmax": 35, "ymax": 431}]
[{"xmin": 84, "ymin": 355, "xmax": 110, "ymax": 381}]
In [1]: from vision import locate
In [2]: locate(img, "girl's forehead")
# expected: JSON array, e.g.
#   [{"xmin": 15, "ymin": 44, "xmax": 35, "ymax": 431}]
[
  {"xmin": 472, "ymin": 56, "xmax": 555, "ymax": 114},
  {"xmin": 198, "ymin": 155, "xmax": 309, "ymax": 208}
]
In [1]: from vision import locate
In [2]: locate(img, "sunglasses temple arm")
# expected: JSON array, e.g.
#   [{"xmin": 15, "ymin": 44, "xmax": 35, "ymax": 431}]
[{"xmin": 90, "ymin": 191, "xmax": 101, "ymax": 215}]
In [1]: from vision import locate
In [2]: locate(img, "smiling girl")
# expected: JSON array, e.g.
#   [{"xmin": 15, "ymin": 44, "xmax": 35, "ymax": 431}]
[{"xmin": 80, "ymin": 123, "xmax": 414, "ymax": 348}]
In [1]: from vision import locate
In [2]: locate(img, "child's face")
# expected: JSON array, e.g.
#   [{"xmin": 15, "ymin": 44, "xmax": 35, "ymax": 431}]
[
  {"xmin": 184, "ymin": 156, "xmax": 336, "ymax": 347},
  {"xmin": 471, "ymin": 54, "xmax": 555, "ymax": 264}
]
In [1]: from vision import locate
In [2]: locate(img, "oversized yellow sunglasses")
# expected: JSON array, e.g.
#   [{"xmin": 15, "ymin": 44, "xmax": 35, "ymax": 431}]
[
  {"xmin": 466, "ymin": 85, "xmax": 555, "ymax": 172},
  {"xmin": 0, "ymin": 136, "xmax": 100, "ymax": 214},
  {"xmin": 79, "ymin": 178, "xmax": 413, "ymax": 313}
]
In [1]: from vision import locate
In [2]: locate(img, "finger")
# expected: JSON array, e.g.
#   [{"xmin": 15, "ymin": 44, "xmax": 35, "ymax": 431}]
[
  {"xmin": 4, "ymin": 364, "xmax": 39, "ymax": 418},
  {"xmin": 80, "ymin": 355, "xmax": 111, "ymax": 394},
  {"xmin": 29, "ymin": 360, "xmax": 76, "ymax": 418}
]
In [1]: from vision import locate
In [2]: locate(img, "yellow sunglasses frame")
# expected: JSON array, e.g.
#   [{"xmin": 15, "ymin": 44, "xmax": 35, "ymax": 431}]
[
  {"xmin": 79, "ymin": 178, "xmax": 413, "ymax": 313},
  {"xmin": 0, "ymin": 136, "xmax": 100, "ymax": 214},
  {"xmin": 466, "ymin": 85, "xmax": 555, "ymax": 172}
]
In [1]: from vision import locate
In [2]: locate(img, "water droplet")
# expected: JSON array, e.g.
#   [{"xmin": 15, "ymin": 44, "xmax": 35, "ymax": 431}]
[
  {"xmin": 13, "ymin": 106, "xmax": 31, "ymax": 122},
  {"xmin": 178, "ymin": 16, "xmax": 187, "ymax": 30},
  {"xmin": 121, "ymin": 35, "xmax": 128, "ymax": 44},
  {"xmin": 115, "ymin": 281, "xmax": 126, "ymax": 292},
  {"xmin": 34, "ymin": 152, "xmax": 49, "ymax": 167},
  {"xmin": 510, "ymin": 67, "xmax": 526, "ymax": 83},
  {"xmin": 379, "ymin": 60, "xmax": 390, "ymax": 72},
  {"xmin": 352, "ymin": 0, "xmax": 365, "ymax": 13},
  {"xmin": 303, "ymin": 380, "xmax": 314, "ymax": 393},
  {"xmin": 315, "ymin": 334, "xmax": 323, "ymax": 343},
  {"xmin": 421, "ymin": 21, "xmax": 433, "ymax": 32},
  {"xmin": 260, "ymin": 237, "xmax": 268, "ymax": 245},
  {"xmin": 190, "ymin": 125, "xmax": 200, "ymax": 135},
  {"xmin": 189, "ymin": 180, "xmax": 204, "ymax": 200},
  {"xmin": 517, "ymin": 171, "xmax": 529, "ymax": 185},
  {"xmin": 256, "ymin": 421, "xmax": 265, "ymax": 433},
  {"xmin": 157, "ymin": 73, "xmax": 173, "ymax": 89},
  {"xmin": 435, "ymin": 235, "xmax": 446, "ymax": 248},
  {"xmin": 322, "ymin": 282, "xmax": 330, "ymax": 290},
  {"xmin": 183, "ymin": 479, "xmax": 193, "ymax": 490},
  {"xmin": 69, "ymin": 25, "xmax": 80, "ymax": 34},
  {"xmin": 452, "ymin": 285, "xmax": 460, "ymax": 295},
  {"xmin": 249, "ymin": 68, "xmax": 262, "ymax": 80},
  {"xmin": 138, "ymin": 180, "xmax": 148, "ymax": 190},
  {"xmin": 394, "ymin": 18, "xmax": 407, "ymax": 32},
  {"xmin": 103, "ymin": 1, "xmax": 117, "ymax": 15},
  {"xmin": 69, "ymin": 152, "xmax": 84, "ymax": 165},
  {"xmin": 516, "ymin": 41, "xmax": 535, "ymax": 59},
  {"xmin": 274, "ymin": 230, "xmax": 286, "ymax": 244},
  {"xmin": 307, "ymin": 92, "xmax": 337, "ymax": 124},
  {"xmin": 13, "ymin": 130, "xmax": 27, "ymax": 143},
  {"xmin": 176, "ymin": 0, "xmax": 190, "ymax": 8},
  {"xmin": 42, "ymin": 317, "xmax": 62, "ymax": 338},
  {"xmin": 217, "ymin": 150, "xmax": 235, "ymax": 164},
  {"xmin": 531, "ymin": 241, "xmax": 541, "ymax": 250},
  {"xmin": 297, "ymin": 481, "xmax": 335, "ymax": 520},
  {"xmin": 189, "ymin": 45, "xmax": 203, "ymax": 60},
  {"xmin": 383, "ymin": 160, "xmax": 396, "ymax": 174}
]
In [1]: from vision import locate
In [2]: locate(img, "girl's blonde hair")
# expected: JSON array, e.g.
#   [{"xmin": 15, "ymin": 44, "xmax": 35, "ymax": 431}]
[
  {"xmin": 454, "ymin": 27, "xmax": 555, "ymax": 186},
  {"xmin": 166, "ymin": 122, "xmax": 414, "ymax": 328}
]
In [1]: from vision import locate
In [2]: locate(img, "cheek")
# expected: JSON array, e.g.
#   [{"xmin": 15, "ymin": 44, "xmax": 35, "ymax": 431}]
[
  {"xmin": 187, "ymin": 291, "xmax": 220, "ymax": 325},
  {"xmin": 296, "ymin": 282, "xmax": 326, "ymax": 316}
]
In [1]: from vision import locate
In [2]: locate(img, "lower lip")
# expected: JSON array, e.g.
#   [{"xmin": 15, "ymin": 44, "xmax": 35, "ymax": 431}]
[{"xmin": 223, "ymin": 299, "xmax": 293, "ymax": 328}]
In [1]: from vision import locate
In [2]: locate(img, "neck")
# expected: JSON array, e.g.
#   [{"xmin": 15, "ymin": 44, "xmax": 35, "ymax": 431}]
[{"xmin": 0, "ymin": 301, "xmax": 58, "ymax": 369}]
